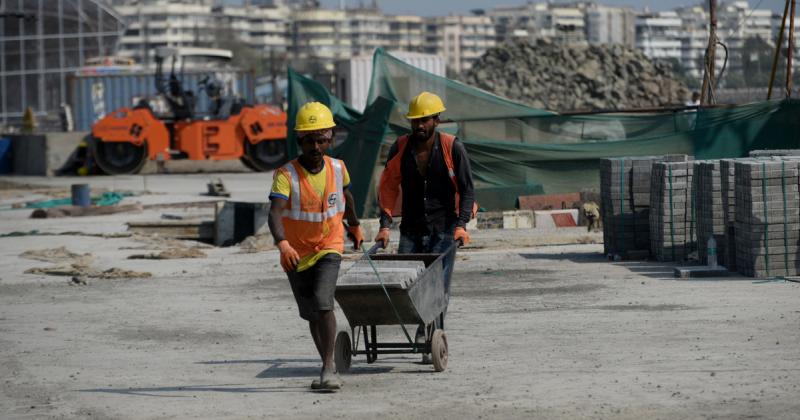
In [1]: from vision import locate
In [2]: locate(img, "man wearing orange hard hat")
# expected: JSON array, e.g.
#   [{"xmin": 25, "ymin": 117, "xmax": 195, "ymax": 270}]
[
  {"xmin": 374, "ymin": 91, "xmax": 476, "ymax": 363},
  {"xmin": 268, "ymin": 101, "xmax": 363, "ymax": 391}
]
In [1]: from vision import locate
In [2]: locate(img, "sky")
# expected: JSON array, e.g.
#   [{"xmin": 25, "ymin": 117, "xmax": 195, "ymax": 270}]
[{"xmin": 318, "ymin": 0, "xmax": 788, "ymax": 16}]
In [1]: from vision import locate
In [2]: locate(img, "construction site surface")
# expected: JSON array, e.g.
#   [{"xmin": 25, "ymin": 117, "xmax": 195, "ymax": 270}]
[{"xmin": 0, "ymin": 171, "xmax": 798, "ymax": 419}]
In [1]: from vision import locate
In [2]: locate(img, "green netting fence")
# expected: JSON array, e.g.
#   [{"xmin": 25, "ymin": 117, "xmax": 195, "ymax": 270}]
[{"xmin": 287, "ymin": 48, "xmax": 800, "ymax": 217}]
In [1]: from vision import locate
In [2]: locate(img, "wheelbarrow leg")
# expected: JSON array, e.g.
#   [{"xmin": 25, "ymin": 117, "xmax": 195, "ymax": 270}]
[
  {"xmin": 370, "ymin": 325, "xmax": 378, "ymax": 362},
  {"xmin": 363, "ymin": 325, "xmax": 374, "ymax": 363}
]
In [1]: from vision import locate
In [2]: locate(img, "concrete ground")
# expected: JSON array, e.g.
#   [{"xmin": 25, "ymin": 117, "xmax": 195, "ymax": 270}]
[{"xmin": 1, "ymin": 174, "xmax": 799, "ymax": 419}]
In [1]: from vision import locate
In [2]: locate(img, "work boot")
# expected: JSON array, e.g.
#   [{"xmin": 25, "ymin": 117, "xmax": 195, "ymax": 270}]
[{"xmin": 320, "ymin": 369, "xmax": 341, "ymax": 391}]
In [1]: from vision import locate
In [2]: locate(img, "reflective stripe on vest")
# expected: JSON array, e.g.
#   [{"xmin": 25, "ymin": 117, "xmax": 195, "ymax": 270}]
[{"xmin": 281, "ymin": 157, "xmax": 345, "ymax": 222}]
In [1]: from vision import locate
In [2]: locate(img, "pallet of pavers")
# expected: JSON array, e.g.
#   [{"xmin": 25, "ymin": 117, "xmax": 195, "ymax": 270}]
[
  {"xmin": 719, "ymin": 159, "xmax": 738, "ymax": 271},
  {"xmin": 749, "ymin": 149, "xmax": 800, "ymax": 158},
  {"xmin": 734, "ymin": 159, "xmax": 800, "ymax": 277},
  {"xmin": 600, "ymin": 155, "xmax": 688, "ymax": 259},
  {"xmin": 650, "ymin": 160, "xmax": 696, "ymax": 262},
  {"xmin": 695, "ymin": 160, "xmax": 728, "ymax": 266}
]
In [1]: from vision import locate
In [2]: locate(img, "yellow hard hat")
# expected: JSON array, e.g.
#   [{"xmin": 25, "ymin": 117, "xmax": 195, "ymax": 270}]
[
  {"xmin": 406, "ymin": 91, "xmax": 446, "ymax": 120},
  {"xmin": 295, "ymin": 102, "xmax": 336, "ymax": 132}
]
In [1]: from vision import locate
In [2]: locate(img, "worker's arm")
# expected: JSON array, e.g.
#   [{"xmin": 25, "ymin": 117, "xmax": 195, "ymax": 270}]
[
  {"xmin": 268, "ymin": 197, "xmax": 288, "ymax": 244},
  {"xmin": 452, "ymin": 139, "xmax": 476, "ymax": 229},
  {"xmin": 268, "ymin": 196, "xmax": 299, "ymax": 272},
  {"xmin": 378, "ymin": 141, "xmax": 400, "ymax": 230},
  {"xmin": 343, "ymin": 188, "xmax": 359, "ymax": 227}
]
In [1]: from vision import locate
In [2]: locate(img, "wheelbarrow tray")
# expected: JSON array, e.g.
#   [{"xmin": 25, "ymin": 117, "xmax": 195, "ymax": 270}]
[{"xmin": 335, "ymin": 250, "xmax": 449, "ymax": 327}]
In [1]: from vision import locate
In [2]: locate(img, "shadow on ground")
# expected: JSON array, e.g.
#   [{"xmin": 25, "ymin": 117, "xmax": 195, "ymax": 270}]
[
  {"xmin": 78, "ymin": 383, "xmax": 303, "ymax": 397},
  {"xmin": 518, "ymin": 252, "xmax": 607, "ymax": 263}
]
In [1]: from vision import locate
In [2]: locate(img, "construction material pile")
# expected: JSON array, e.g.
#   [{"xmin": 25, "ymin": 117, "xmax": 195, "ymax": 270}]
[
  {"xmin": 719, "ymin": 159, "xmax": 738, "ymax": 271},
  {"xmin": 338, "ymin": 260, "xmax": 426, "ymax": 289},
  {"xmin": 695, "ymin": 161, "xmax": 727, "ymax": 266},
  {"xmin": 734, "ymin": 159, "xmax": 800, "ymax": 277},
  {"xmin": 464, "ymin": 39, "xmax": 691, "ymax": 112},
  {"xmin": 650, "ymin": 161, "xmax": 696, "ymax": 262},
  {"xmin": 600, "ymin": 155, "xmax": 689, "ymax": 259}
]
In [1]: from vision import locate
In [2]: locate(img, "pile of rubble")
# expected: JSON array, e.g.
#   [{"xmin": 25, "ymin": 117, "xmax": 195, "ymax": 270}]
[{"xmin": 464, "ymin": 39, "xmax": 692, "ymax": 112}]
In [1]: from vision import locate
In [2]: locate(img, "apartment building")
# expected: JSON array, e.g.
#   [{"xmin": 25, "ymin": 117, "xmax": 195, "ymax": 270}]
[
  {"xmin": 214, "ymin": 4, "xmax": 291, "ymax": 56},
  {"xmin": 586, "ymin": 3, "xmax": 636, "ymax": 47},
  {"xmin": 424, "ymin": 15, "xmax": 496, "ymax": 74},
  {"xmin": 111, "ymin": 0, "xmax": 217, "ymax": 66},
  {"xmin": 635, "ymin": 11, "xmax": 684, "ymax": 63}
]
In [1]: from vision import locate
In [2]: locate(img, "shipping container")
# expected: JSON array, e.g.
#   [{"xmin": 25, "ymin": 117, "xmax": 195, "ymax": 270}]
[
  {"xmin": 335, "ymin": 52, "xmax": 446, "ymax": 112},
  {"xmin": 68, "ymin": 70, "xmax": 256, "ymax": 131}
]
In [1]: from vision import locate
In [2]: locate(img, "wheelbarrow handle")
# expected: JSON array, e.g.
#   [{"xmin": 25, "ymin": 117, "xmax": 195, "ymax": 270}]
[{"xmin": 365, "ymin": 242, "xmax": 384, "ymax": 255}]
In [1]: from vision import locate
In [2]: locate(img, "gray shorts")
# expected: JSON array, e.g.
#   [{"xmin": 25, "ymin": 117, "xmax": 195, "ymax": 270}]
[{"xmin": 287, "ymin": 253, "xmax": 342, "ymax": 321}]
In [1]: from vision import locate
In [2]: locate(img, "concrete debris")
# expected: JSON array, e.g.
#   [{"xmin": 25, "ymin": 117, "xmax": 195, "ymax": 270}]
[
  {"xmin": 464, "ymin": 39, "xmax": 691, "ymax": 112},
  {"xmin": 30, "ymin": 203, "xmax": 143, "ymax": 218},
  {"xmin": 237, "ymin": 234, "xmax": 277, "ymax": 253},
  {"xmin": 24, "ymin": 264, "xmax": 151, "ymax": 279},
  {"xmin": 19, "ymin": 246, "xmax": 92, "ymax": 264},
  {"xmin": 127, "ymin": 248, "xmax": 206, "ymax": 259},
  {"xmin": 205, "ymin": 178, "xmax": 230, "ymax": 197}
]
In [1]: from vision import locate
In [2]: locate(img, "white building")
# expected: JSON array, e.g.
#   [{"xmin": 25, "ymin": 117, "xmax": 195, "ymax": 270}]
[
  {"xmin": 290, "ymin": 8, "xmax": 350, "ymax": 63},
  {"xmin": 424, "ymin": 15, "xmax": 496, "ymax": 74},
  {"xmin": 586, "ymin": 4, "xmax": 636, "ymax": 47},
  {"xmin": 214, "ymin": 4, "xmax": 291, "ymax": 56},
  {"xmin": 111, "ymin": 0, "xmax": 217, "ymax": 67},
  {"xmin": 385, "ymin": 15, "xmax": 425, "ymax": 53},
  {"xmin": 635, "ymin": 11, "xmax": 684, "ymax": 62}
]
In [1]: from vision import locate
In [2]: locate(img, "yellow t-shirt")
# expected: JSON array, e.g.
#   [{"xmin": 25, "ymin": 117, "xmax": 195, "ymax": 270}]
[{"xmin": 269, "ymin": 160, "xmax": 350, "ymax": 272}]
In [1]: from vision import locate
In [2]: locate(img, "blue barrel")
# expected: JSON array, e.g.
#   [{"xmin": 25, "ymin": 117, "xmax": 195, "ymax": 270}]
[
  {"xmin": 0, "ymin": 138, "xmax": 10, "ymax": 174},
  {"xmin": 71, "ymin": 184, "xmax": 91, "ymax": 207}
]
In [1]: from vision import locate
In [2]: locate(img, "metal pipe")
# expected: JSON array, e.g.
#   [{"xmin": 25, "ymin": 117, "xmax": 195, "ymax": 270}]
[{"xmin": 768, "ymin": 0, "xmax": 790, "ymax": 100}]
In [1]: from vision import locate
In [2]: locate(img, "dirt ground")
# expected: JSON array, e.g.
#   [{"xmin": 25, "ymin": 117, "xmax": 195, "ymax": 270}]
[{"xmin": 1, "ymin": 176, "xmax": 799, "ymax": 419}]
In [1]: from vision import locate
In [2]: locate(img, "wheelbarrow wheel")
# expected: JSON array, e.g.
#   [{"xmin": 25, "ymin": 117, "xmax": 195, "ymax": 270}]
[
  {"xmin": 334, "ymin": 331, "xmax": 352, "ymax": 374},
  {"xmin": 431, "ymin": 329, "xmax": 448, "ymax": 372}
]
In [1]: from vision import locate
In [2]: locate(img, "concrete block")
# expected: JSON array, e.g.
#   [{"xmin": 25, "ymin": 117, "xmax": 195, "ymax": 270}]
[
  {"xmin": 504, "ymin": 210, "xmax": 534, "ymax": 229},
  {"xmin": 533, "ymin": 209, "xmax": 576, "ymax": 229},
  {"xmin": 214, "ymin": 201, "xmax": 268, "ymax": 247}
]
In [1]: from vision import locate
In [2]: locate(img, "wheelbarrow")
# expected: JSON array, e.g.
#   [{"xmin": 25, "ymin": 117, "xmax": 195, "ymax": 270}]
[{"xmin": 334, "ymin": 241, "xmax": 458, "ymax": 373}]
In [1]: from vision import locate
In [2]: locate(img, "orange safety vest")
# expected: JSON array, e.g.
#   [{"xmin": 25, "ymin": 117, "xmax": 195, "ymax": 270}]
[
  {"xmin": 277, "ymin": 155, "xmax": 346, "ymax": 258},
  {"xmin": 378, "ymin": 132, "xmax": 477, "ymax": 219}
]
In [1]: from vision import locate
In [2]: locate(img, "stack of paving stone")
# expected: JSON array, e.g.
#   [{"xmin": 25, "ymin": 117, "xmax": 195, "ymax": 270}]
[
  {"xmin": 600, "ymin": 155, "xmax": 688, "ymax": 258},
  {"xmin": 719, "ymin": 159, "xmax": 738, "ymax": 271},
  {"xmin": 600, "ymin": 158, "xmax": 638, "ymax": 257},
  {"xmin": 650, "ymin": 160, "xmax": 696, "ymax": 262},
  {"xmin": 734, "ymin": 159, "xmax": 800, "ymax": 277},
  {"xmin": 338, "ymin": 260, "xmax": 426, "ymax": 289},
  {"xmin": 749, "ymin": 149, "xmax": 800, "ymax": 157},
  {"xmin": 694, "ymin": 160, "xmax": 727, "ymax": 266}
]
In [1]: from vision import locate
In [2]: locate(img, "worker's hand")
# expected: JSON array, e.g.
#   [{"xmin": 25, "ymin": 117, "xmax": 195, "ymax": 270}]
[
  {"xmin": 374, "ymin": 228, "xmax": 390, "ymax": 248},
  {"xmin": 454, "ymin": 227, "xmax": 470, "ymax": 246},
  {"xmin": 346, "ymin": 225, "xmax": 364, "ymax": 250},
  {"xmin": 277, "ymin": 240, "xmax": 300, "ymax": 273}
]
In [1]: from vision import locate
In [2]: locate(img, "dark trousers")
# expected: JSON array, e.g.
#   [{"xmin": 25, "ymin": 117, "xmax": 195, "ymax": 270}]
[{"xmin": 397, "ymin": 223, "xmax": 455, "ymax": 342}]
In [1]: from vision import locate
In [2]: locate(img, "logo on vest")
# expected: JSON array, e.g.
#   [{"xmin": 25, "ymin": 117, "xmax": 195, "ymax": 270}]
[{"xmin": 327, "ymin": 193, "xmax": 338, "ymax": 208}]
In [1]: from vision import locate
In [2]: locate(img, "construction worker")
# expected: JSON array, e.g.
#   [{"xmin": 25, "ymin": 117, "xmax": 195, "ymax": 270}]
[
  {"xmin": 374, "ymin": 91, "xmax": 475, "ymax": 363},
  {"xmin": 268, "ymin": 101, "xmax": 363, "ymax": 391}
]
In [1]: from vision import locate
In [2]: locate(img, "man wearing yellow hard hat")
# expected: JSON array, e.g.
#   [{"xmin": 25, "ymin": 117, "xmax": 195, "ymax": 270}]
[
  {"xmin": 268, "ymin": 101, "xmax": 363, "ymax": 391},
  {"xmin": 375, "ymin": 91, "xmax": 476, "ymax": 363}
]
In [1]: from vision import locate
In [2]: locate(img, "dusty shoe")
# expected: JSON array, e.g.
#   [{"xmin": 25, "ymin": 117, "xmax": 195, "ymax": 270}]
[
  {"xmin": 310, "ymin": 379, "xmax": 321, "ymax": 390},
  {"xmin": 320, "ymin": 370, "xmax": 342, "ymax": 391},
  {"xmin": 421, "ymin": 353, "xmax": 432, "ymax": 364}
]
